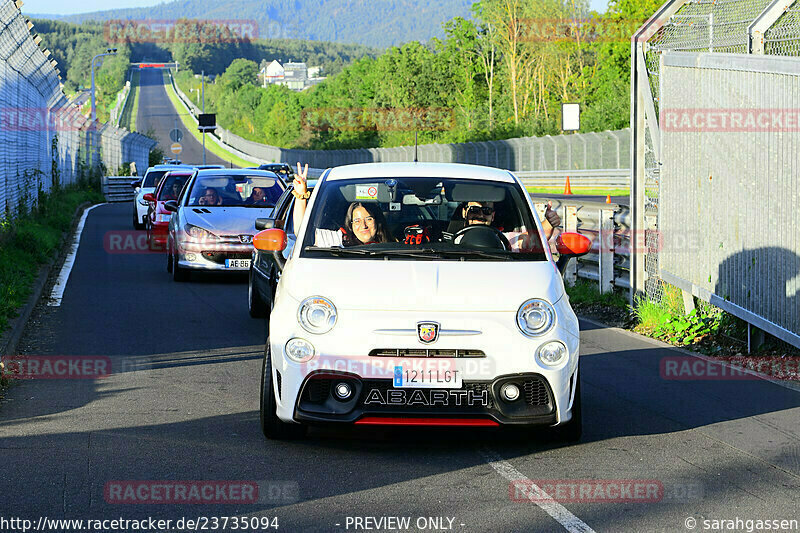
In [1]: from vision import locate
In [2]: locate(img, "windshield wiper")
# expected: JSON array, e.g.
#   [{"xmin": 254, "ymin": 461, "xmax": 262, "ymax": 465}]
[
  {"xmin": 434, "ymin": 249, "xmax": 513, "ymax": 260},
  {"xmin": 304, "ymin": 246, "xmax": 373, "ymax": 255}
]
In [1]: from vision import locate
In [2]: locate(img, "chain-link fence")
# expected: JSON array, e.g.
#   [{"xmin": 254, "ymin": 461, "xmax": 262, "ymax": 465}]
[
  {"xmin": 632, "ymin": 0, "xmax": 800, "ymax": 349},
  {"xmin": 0, "ymin": 0, "xmax": 154, "ymax": 221},
  {"xmin": 169, "ymin": 71, "xmax": 630, "ymax": 172}
]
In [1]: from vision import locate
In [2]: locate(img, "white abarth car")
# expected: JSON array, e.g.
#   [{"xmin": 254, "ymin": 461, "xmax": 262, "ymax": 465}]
[{"xmin": 255, "ymin": 163, "xmax": 590, "ymax": 440}]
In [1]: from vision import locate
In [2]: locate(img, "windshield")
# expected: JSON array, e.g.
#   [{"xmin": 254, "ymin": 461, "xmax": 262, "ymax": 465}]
[
  {"xmin": 142, "ymin": 170, "xmax": 167, "ymax": 188},
  {"xmin": 156, "ymin": 172, "xmax": 192, "ymax": 201},
  {"xmin": 186, "ymin": 174, "xmax": 284, "ymax": 207},
  {"xmin": 260, "ymin": 165, "xmax": 293, "ymax": 180},
  {"xmin": 300, "ymin": 177, "xmax": 547, "ymax": 261}
]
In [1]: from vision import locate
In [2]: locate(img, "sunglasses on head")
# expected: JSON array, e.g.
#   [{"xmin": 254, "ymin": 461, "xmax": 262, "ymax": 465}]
[{"xmin": 465, "ymin": 205, "xmax": 494, "ymax": 216}]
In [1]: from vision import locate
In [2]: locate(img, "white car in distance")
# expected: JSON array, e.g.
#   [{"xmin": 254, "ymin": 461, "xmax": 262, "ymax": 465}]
[{"xmin": 254, "ymin": 163, "xmax": 591, "ymax": 440}]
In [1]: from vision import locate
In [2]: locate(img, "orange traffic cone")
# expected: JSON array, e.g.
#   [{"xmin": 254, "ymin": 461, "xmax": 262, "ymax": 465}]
[
  {"xmin": 605, "ymin": 195, "xmax": 611, "ymax": 203},
  {"xmin": 563, "ymin": 176, "xmax": 573, "ymax": 195}
]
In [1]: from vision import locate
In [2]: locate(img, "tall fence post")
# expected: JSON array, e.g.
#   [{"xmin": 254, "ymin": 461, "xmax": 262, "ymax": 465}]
[{"xmin": 599, "ymin": 208, "xmax": 615, "ymax": 293}]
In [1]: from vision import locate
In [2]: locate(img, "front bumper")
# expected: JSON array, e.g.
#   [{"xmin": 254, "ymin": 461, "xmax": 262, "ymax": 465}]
[
  {"xmin": 175, "ymin": 240, "xmax": 253, "ymax": 271},
  {"xmin": 291, "ymin": 371, "xmax": 561, "ymax": 426},
  {"xmin": 269, "ymin": 300, "xmax": 580, "ymax": 428}
]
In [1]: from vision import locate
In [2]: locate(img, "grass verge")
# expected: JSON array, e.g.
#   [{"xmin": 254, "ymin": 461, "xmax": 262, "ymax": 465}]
[
  {"xmin": 0, "ymin": 184, "xmax": 104, "ymax": 339},
  {"xmin": 120, "ymin": 70, "xmax": 141, "ymax": 132},
  {"xmin": 162, "ymin": 71, "xmax": 254, "ymax": 168},
  {"xmin": 568, "ymin": 278, "xmax": 800, "ymax": 374}
]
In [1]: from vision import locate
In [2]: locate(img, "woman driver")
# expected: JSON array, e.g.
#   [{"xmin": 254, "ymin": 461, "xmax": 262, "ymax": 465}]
[{"xmin": 291, "ymin": 163, "xmax": 392, "ymax": 247}]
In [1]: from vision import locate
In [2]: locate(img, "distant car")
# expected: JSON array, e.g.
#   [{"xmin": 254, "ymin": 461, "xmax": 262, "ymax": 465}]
[
  {"xmin": 256, "ymin": 163, "xmax": 294, "ymax": 182},
  {"xmin": 165, "ymin": 169, "xmax": 286, "ymax": 281},
  {"xmin": 254, "ymin": 162, "xmax": 592, "ymax": 440},
  {"xmin": 131, "ymin": 164, "xmax": 194, "ymax": 230},
  {"xmin": 144, "ymin": 170, "xmax": 194, "ymax": 251},
  {"xmin": 247, "ymin": 180, "xmax": 317, "ymax": 318}
]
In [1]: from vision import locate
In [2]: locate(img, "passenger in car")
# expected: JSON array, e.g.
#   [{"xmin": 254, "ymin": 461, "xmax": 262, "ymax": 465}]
[{"xmin": 245, "ymin": 187, "xmax": 268, "ymax": 205}]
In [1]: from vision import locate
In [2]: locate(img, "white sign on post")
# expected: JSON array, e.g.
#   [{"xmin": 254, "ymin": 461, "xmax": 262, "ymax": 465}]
[{"xmin": 561, "ymin": 103, "xmax": 581, "ymax": 132}]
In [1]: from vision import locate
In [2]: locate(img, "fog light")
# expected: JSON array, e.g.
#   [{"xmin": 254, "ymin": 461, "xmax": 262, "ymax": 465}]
[
  {"xmin": 537, "ymin": 341, "xmax": 568, "ymax": 366},
  {"xmin": 334, "ymin": 382, "xmax": 353, "ymax": 400},
  {"xmin": 285, "ymin": 338, "xmax": 315, "ymax": 363},
  {"xmin": 501, "ymin": 383, "xmax": 520, "ymax": 401},
  {"xmin": 185, "ymin": 253, "xmax": 196, "ymax": 261}
]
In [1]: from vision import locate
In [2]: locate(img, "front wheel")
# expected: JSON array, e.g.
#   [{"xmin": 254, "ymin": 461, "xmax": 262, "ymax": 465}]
[
  {"xmin": 172, "ymin": 250, "xmax": 188, "ymax": 282},
  {"xmin": 248, "ymin": 270, "xmax": 268, "ymax": 318},
  {"xmin": 260, "ymin": 341, "xmax": 306, "ymax": 440}
]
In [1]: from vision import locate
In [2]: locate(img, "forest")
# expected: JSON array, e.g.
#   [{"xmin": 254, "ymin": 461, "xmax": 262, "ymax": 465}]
[{"xmin": 174, "ymin": 0, "xmax": 661, "ymax": 150}]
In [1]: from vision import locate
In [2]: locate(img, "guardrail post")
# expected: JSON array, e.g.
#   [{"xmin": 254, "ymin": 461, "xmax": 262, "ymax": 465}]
[
  {"xmin": 599, "ymin": 208, "xmax": 615, "ymax": 293},
  {"xmin": 564, "ymin": 205, "xmax": 578, "ymax": 286}
]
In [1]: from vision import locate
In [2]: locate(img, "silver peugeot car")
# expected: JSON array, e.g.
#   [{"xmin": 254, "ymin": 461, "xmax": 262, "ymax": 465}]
[{"xmin": 165, "ymin": 169, "xmax": 286, "ymax": 281}]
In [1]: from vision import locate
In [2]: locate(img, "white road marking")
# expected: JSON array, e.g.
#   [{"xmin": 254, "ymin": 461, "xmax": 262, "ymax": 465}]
[
  {"xmin": 481, "ymin": 447, "xmax": 596, "ymax": 533},
  {"xmin": 48, "ymin": 204, "xmax": 105, "ymax": 307}
]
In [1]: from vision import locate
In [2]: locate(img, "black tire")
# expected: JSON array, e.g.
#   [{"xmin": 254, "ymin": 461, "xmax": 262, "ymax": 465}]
[
  {"xmin": 260, "ymin": 341, "xmax": 306, "ymax": 440},
  {"xmin": 172, "ymin": 250, "xmax": 189, "ymax": 282},
  {"xmin": 552, "ymin": 372, "xmax": 582, "ymax": 443},
  {"xmin": 133, "ymin": 209, "xmax": 144, "ymax": 230},
  {"xmin": 248, "ymin": 270, "xmax": 268, "ymax": 318}
]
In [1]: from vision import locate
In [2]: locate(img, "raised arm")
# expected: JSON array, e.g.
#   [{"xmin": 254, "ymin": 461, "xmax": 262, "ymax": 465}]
[{"xmin": 292, "ymin": 162, "xmax": 310, "ymax": 226}]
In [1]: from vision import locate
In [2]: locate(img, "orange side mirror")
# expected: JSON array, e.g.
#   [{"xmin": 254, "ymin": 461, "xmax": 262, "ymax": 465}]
[
  {"xmin": 142, "ymin": 193, "xmax": 155, "ymax": 203},
  {"xmin": 555, "ymin": 232, "xmax": 592, "ymax": 256},
  {"xmin": 254, "ymin": 228, "xmax": 287, "ymax": 252}
]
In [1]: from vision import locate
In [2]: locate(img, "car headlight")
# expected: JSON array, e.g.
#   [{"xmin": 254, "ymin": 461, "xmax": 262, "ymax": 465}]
[
  {"xmin": 285, "ymin": 338, "xmax": 315, "ymax": 363},
  {"xmin": 184, "ymin": 224, "xmax": 218, "ymax": 242},
  {"xmin": 297, "ymin": 296, "xmax": 337, "ymax": 335},
  {"xmin": 537, "ymin": 341, "xmax": 568, "ymax": 366},
  {"xmin": 516, "ymin": 298, "xmax": 556, "ymax": 337},
  {"xmin": 138, "ymin": 198, "xmax": 149, "ymax": 206}
]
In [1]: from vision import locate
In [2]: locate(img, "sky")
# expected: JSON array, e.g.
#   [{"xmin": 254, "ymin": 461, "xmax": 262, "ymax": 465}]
[{"xmin": 25, "ymin": 0, "xmax": 609, "ymax": 15}]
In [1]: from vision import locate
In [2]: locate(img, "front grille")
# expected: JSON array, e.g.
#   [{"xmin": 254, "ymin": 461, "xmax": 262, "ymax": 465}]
[
  {"xmin": 201, "ymin": 251, "xmax": 250, "ymax": 264},
  {"xmin": 369, "ymin": 348, "xmax": 485, "ymax": 358}
]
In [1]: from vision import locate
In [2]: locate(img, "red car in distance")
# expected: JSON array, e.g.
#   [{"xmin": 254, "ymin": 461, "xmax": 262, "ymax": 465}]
[{"xmin": 144, "ymin": 170, "xmax": 194, "ymax": 251}]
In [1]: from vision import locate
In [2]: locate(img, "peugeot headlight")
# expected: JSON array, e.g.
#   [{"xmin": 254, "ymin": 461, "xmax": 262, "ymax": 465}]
[
  {"xmin": 516, "ymin": 299, "xmax": 555, "ymax": 337},
  {"xmin": 184, "ymin": 224, "xmax": 218, "ymax": 243},
  {"xmin": 537, "ymin": 341, "xmax": 568, "ymax": 366},
  {"xmin": 297, "ymin": 296, "xmax": 337, "ymax": 334}
]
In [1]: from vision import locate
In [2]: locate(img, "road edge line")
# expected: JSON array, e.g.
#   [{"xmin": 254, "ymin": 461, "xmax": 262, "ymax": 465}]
[{"xmin": 47, "ymin": 203, "xmax": 106, "ymax": 307}]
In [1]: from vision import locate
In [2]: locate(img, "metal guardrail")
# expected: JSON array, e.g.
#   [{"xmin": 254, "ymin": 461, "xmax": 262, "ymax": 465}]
[
  {"xmin": 102, "ymin": 176, "xmax": 135, "ymax": 202},
  {"xmin": 516, "ymin": 169, "xmax": 630, "ymax": 189},
  {"xmin": 533, "ymin": 199, "xmax": 631, "ymax": 292}
]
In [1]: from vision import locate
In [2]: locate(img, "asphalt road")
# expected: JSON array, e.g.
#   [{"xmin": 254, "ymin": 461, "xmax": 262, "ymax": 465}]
[
  {"xmin": 137, "ymin": 68, "xmax": 234, "ymax": 168},
  {"xmin": 1, "ymin": 202, "xmax": 798, "ymax": 532}
]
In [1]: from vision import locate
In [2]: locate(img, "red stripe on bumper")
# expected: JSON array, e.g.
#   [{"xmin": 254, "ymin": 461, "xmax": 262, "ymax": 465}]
[{"xmin": 354, "ymin": 417, "xmax": 499, "ymax": 427}]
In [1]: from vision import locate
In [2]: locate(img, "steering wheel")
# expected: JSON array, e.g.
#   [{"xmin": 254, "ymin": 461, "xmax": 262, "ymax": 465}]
[{"xmin": 453, "ymin": 224, "xmax": 510, "ymax": 251}]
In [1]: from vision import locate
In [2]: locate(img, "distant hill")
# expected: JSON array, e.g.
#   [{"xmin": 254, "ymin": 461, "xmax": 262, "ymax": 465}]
[{"xmin": 29, "ymin": 0, "xmax": 475, "ymax": 49}]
